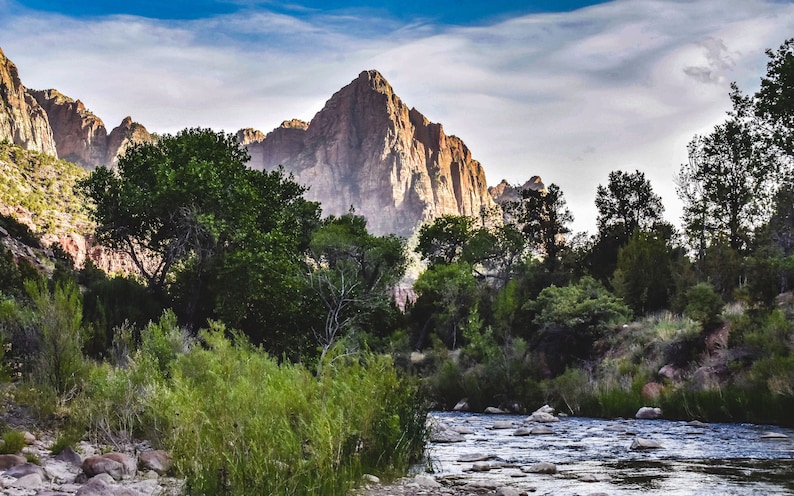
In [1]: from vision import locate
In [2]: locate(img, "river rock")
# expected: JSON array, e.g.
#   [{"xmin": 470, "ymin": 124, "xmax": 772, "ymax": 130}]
[
  {"xmin": 513, "ymin": 427, "xmax": 532, "ymax": 436},
  {"xmin": 82, "ymin": 455, "xmax": 125, "ymax": 481},
  {"xmin": 429, "ymin": 421, "xmax": 466, "ymax": 443},
  {"xmin": 0, "ymin": 454, "xmax": 26, "ymax": 469},
  {"xmin": 44, "ymin": 459, "xmax": 79, "ymax": 484},
  {"xmin": 534, "ymin": 404, "xmax": 555, "ymax": 415},
  {"xmin": 485, "ymin": 406, "xmax": 506, "ymax": 414},
  {"xmin": 760, "ymin": 432, "xmax": 789, "ymax": 439},
  {"xmin": 75, "ymin": 473, "xmax": 147, "ymax": 496},
  {"xmin": 580, "ymin": 473, "xmax": 612, "ymax": 482},
  {"xmin": 4, "ymin": 462, "xmax": 46, "ymax": 479},
  {"xmin": 453, "ymin": 399, "xmax": 470, "ymax": 412},
  {"xmin": 630, "ymin": 437, "xmax": 662, "ymax": 450},
  {"xmin": 526, "ymin": 411, "xmax": 560, "ymax": 422},
  {"xmin": 471, "ymin": 461, "xmax": 492, "ymax": 472},
  {"xmin": 23, "ymin": 431, "xmax": 36, "ymax": 444},
  {"xmin": 522, "ymin": 461, "xmax": 557, "ymax": 474},
  {"xmin": 458, "ymin": 453, "xmax": 494, "ymax": 462},
  {"xmin": 55, "ymin": 446, "xmax": 83, "ymax": 466},
  {"xmin": 362, "ymin": 473, "xmax": 379, "ymax": 484},
  {"xmin": 412, "ymin": 474, "xmax": 441, "ymax": 488},
  {"xmin": 451, "ymin": 425, "xmax": 475, "ymax": 435},
  {"xmin": 496, "ymin": 487, "xmax": 522, "ymax": 496},
  {"xmin": 491, "ymin": 420, "xmax": 515, "ymax": 429},
  {"xmin": 686, "ymin": 420, "xmax": 709, "ymax": 428},
  {"xmin": 138, "ymin": 450, "xmax": 171, "ymax": 475},
  {"xmin": 635, "ymin": 406, "xmax": 663, "ymax": 419},
  {"xmin": 12, "ymin": 472, "xmax": 43, "ymax": 489},
  {"xmin": 530, "ymin": 425, "xmax": 554, "ymax": 435}
]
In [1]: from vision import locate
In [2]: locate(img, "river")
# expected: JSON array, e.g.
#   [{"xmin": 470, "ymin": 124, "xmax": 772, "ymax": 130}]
[{"xmin": 423, "ymin": 411, "xmax": 794, "ymax": 495}]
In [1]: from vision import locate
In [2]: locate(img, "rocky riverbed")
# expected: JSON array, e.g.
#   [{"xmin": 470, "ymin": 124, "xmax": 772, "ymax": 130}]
[
  {"xmin": 3, "ymin": 406, "xmax": 794, "ymax": 495},
  {"xmin": 359, "ymin": 408, "xmax": 794, "ymax": 496}
]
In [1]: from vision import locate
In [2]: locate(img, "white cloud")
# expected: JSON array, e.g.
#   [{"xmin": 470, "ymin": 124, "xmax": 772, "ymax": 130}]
[{"xmin": 2, "ymin": 0, "xmax": 794, "ymax": 233}]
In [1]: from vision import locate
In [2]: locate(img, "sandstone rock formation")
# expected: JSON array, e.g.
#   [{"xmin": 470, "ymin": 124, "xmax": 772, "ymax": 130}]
[
  {"xmin": 106, "ymin": 115, "xmax": 154, "ymax": 167},
  {"xmin": 30, "ymin": 89, "xmax": 109, "ymax": 168},
  {"xmin": 242, "ymin": 70, "xmax": 496, "ymax": 237},
  {"xmin": 0, "ymin": 47, "xmax": 57, "ymax": 156},
  {"xmin": 32, "ymin": 89, "xmax": 154, "ymax": 169},
  {"xmin": 489, "ymin": 176, "xmax": 546, "ymax": 205},
  {"xmin": 1, "ymin": 48, "xmax": 152, "ymax": 169}
]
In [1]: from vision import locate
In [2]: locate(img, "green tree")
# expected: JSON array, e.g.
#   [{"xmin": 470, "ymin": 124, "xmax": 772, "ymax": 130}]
[
  {"xmin": 506, "ymin": 183, "xmax": 573, "ymax": 271},
  {"xmin": 413, "ymin": 262, "xmax": 478, "ymax": 349},
  {"xmin": 79, "ymin": 128, "xmax": 321, "ymax": 351},
  {"xmin": 678, "ymin": 90, "xmax": 777, "ymax": 254},
  {"xmin": 611, "ymin": 230, "xmax": 674, "ymax": 315},
  {"xmin": 755, "ymin": 38, "xmax": 794, "ymax": 159},
  {"xmin": 595, "ymin": 169, "xmax": 665, "ymax": 240},
  {"xmin": 306, "ymin": 213, "xmax": 406, "ymax": 360},
  {"xmin": 416, "ymin": 215, "xmax": 477, "ymax": 267},
  {"xmin": 529, "ymin": 277, "xmax": 630, "ymax": 373}
]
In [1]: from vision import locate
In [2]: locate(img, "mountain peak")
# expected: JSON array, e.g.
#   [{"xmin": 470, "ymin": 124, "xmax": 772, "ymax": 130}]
[{"xmin": 243, "ymin": 70, "xmax": 495, "ymax": 236}]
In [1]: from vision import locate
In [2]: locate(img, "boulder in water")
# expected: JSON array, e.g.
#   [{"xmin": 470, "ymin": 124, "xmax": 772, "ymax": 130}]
[
  {"xmin": 630, "ymin": 437, "xmax": 662, "ymax": 450},
  {"xmin": 522, "ymin": 461, "xmax": 557, "ymax": 474}
]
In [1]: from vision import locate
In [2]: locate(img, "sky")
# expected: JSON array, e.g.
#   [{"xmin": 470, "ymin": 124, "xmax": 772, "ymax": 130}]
[{"xmin": 1, "ymin": 0, "xmax": 794, "ymax": 234}]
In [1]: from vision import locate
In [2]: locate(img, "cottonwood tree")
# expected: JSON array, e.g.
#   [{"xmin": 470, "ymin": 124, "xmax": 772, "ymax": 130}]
[
  {"xmin": 79, "ymin": 128, "xmax": 321, "ymax": 353},
  {"xmin": 306, "ymin": 213, "xmax": 405, "ymax": 361}
]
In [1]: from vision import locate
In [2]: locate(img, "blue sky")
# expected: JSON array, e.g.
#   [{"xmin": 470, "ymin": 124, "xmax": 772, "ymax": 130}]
[
  {"xmin": 11, "ymin": 1, "xmax": 609, "ymax": 23},
  {"xmin": 2, "ymin": 0, "xmax": 794, "ymax": 233}
]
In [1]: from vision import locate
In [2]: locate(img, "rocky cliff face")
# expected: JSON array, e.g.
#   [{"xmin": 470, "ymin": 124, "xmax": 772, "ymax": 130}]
[
  {"xmin": 489, "ymin": 176, "xmax": 546, "ymax": 205},
  {"xmin": 105, "ymin": 116, "xmax": 154, "ymax": 167},
  {"xmin": 32, "ymin": 90, "xmax": 153, "ymax": 169},
  {"xmin": 0, "ymin": 48, "xmax": 58, "ymax": 156},
  {"xmin": 1, "ymin": 48, "xmax": 152, "ymax": 169},
  {"xmin": 30, "ymin": 89, "xmax": 109, "ymax": 169},
  {"xmin": 243, "ymin": 70, "xmax": 496, "ymax": 237}
]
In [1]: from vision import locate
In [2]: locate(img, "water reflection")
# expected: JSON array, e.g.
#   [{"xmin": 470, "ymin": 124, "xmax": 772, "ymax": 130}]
[{"xmin": 427, "ymin": 411, "xmax": 794, "ymax": 495}]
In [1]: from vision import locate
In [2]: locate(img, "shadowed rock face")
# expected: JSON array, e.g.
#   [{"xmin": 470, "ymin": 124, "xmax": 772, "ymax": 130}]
[
  {"xmin": 0, "ymin": 47, "xmax": 57, "ymax": 156},
  {"xmin": 243, "ymin": 70, "xmax": 496, "ymax": 237}
]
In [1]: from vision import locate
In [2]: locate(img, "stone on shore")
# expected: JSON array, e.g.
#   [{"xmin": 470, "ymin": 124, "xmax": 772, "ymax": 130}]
[
  {"xmin": 635, "ymin": 406, "xmax": 663, "ymax": 419},
  {"xmin": 0, "ymin": 453, "xmax": 27, "ymax": 470},
  {"xmin": 138, "ymin": 450, "xmax": 171, "ymax": 476}
]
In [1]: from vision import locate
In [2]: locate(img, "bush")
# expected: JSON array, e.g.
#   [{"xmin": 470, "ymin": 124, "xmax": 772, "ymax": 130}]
[
  {"xmin": 149, "ymin": 325, "xmax": 425, "ymax": 495},
  {"xmin": 25, "ymin": 279, "xmax": 87, "ymax": 396},
  {"xmin": 684, "ymin": 283, "xmax": 724, "ymax": 329},
  {"xmin": 0, "ymin": 430, "xmax": 26, "ymax": 454}
]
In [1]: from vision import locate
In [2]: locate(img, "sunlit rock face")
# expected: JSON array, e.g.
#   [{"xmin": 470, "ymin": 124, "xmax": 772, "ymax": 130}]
[
  {"xmin": 0, "ymin": 48, "xmax": 57, "ymax": 156},
  {"xmin": 31, "ymin": 89, "xmax": 109, "ymax": 169},
  {"xmin": 32, "ymin": 88, "xmax": 154, "ymax": 169},
  {"xmin": 242, "ymin": 70, "xmax": 496, "ymax": 237}
]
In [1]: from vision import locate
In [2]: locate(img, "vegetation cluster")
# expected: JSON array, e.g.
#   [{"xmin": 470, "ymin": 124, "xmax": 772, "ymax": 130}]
[{"xmin": 0, "ymin": 37, "xmax": 794, "ymax": 494}]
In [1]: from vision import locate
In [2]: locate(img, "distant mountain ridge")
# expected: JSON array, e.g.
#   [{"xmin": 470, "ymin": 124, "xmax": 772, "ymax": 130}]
[
  {"xmin": 0, "ymin": 47, "xmax": 539, "ymax": 238},
  {"xmin": 0, "ymin": 47, "xmax": 153, "ymax": 170}
]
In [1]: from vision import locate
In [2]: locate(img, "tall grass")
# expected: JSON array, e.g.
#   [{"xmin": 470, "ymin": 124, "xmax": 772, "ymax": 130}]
[{"xmin": 139, "ymin": 323, "xmax": 425, "ymax": 495}]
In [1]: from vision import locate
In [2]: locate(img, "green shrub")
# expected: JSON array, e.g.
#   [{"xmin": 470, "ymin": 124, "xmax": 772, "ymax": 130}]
[
  {"xmin": 25, "ymin": 279, "xmax": 87, "ymax": 395},
  {"xmin": 684, "ymin": 283, "xmax": 724, "ymax": 329},
  {"xmin": 149, "ymin": 325, "xmax": 425, "ymax": 495},
  {"xmin": 0, "ymin": 430, "xmax": 26, "ymax": 454}
]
